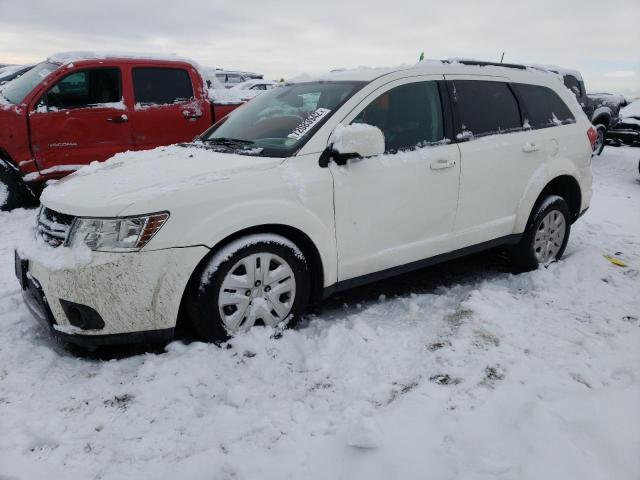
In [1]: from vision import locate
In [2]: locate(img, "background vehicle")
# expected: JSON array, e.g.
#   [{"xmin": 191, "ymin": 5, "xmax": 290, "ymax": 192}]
[
  {"xmin": 19, "ymin": 60, "xmax": 594, "ymax": 347},
  {"xmin": 0, "ymin": 52, "xmax": 246, "ymax": 210},
  {"xmin": 607, "ymin": 100, "xmax": 640, "ymax": 147},
  {"xmin": 0, "ymin": 64, "xmax": 34, "ymax": 85},
  {"xmin": 231, "ymin": 79, "xmax": 277, "ymax": 92},
  {"xmin": 530, "ymin": 65, "xmax": 626, "ymax": 154},
  {"xmin": 214, "ymin": 69, "xmax": 263, "ymax": 88}
]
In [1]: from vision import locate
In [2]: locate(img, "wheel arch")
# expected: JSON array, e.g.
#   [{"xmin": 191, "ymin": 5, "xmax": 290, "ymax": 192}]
[
  {"xmin": 175, "ymin": 223, "xmax": 327, "ymax": 334},
  {"xmin": 517, "ymin": 174, "xmax": 582, "ymax": 234}
]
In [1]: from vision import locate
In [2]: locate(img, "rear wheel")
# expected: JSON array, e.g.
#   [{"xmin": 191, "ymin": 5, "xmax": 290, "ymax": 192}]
[
  {"xmin": 593, "ymin": 124, "xmax": 606, "ymax": 155},
  {"xmin": 510, "ymin": 195, "xmax": 571, "ymax": 272},
  {"xmin": 186, "ymin": 234, "xmax": 310, "ymax": 342},
  {"xmin": 0, "ymin": 160, "xmax": 34, "ymax": 211}
]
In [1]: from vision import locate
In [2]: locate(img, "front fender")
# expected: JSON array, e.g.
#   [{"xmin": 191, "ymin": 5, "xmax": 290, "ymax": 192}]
[{"xmin": 180, "ymin": 199, "xmax": 337, "ymax": 287}]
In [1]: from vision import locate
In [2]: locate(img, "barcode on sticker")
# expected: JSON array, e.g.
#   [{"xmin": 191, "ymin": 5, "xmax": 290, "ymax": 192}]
[{"xmin": 287, "ymin": 108, "xmax": 331, "ymax": 140}]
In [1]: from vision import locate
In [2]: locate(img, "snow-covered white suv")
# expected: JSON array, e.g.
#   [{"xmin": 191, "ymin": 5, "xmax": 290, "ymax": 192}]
[{"xmin": 16, "ymin": 60, "xmax": 595, "ymax": 347}]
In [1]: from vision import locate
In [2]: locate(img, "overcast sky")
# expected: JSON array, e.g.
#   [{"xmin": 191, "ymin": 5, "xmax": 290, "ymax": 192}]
[{"xmin": 1, "ymin": 0, "xmax": 639, "ymax": 97}]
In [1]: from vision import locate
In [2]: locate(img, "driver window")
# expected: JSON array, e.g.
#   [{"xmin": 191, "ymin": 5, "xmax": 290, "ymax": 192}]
[
  {"xmin": 352, "ymin": 81, "xmax": 444, "ymax": 153},
  {"xmin": 46, "ymin": 68, "xmax": 121, "ymax": 110}
]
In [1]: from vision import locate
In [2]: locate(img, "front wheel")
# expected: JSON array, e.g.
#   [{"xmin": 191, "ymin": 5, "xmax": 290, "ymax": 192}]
[
  {"xmin": 510, "ymin": 195, "xmax": 571, "ymax": 272},
  {"xmin": 0, "ymin": 160, "xmax": 35, "ymax": 211},
  {"xmin": 186, "ymin": 234, "xmax": 310, "ymax": 342}
]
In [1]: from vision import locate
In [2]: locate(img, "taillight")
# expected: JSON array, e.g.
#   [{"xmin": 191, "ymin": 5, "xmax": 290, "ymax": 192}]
[{"xmin": 587, "ymin": 126, "xmax": 597, "ymax": 147}]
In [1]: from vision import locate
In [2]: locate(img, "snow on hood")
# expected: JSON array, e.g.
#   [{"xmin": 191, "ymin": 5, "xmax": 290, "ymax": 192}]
[{"xmin": 40, "ymin": 145, "xmax": 282, "ymax": 217}]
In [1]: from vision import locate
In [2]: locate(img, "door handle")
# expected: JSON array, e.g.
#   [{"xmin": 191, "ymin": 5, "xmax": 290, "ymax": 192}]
[
  {"xmin": 522, "ymin": 142, "xmax": 539, "ymax": 153},
  {"xmin": 107, "ymin": 114, "xmax": 128, "ymax": 123},
  {"xmin": 430, "ymin": 158, "xmax": 456, "ymax": 170},
  {"xmin": 183, "ymin": 110, "xmax": 203, "ymax": 119}
]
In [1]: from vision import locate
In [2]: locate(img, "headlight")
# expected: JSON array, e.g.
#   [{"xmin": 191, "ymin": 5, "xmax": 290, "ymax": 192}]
[{"xmin": 66, "ymin": 212, "xmax": 169, "ymax": 252}]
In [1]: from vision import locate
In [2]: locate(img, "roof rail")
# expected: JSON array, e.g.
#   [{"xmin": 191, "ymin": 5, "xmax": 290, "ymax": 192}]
[{"xmin": 443, "ymin": 59, "xmax": 528, "ymax": 70}]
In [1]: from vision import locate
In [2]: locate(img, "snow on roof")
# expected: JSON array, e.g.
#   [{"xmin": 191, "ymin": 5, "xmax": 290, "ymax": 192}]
[
  {"xmin": 527, "ymin": 64, "xmax": 583, "ymax": 81},
  {"xmin": 290, "ymin": 59, "xmax": 561, "ymax": 84},
  {"xmin": 47, "ymin": 51, "xmax": 200, "ymax": 68}
]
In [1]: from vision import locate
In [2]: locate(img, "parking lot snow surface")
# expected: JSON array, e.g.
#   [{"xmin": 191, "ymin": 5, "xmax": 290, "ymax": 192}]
[{"xmin": 1, "ymin": 147, "xmax": 639, "ymax": 480}]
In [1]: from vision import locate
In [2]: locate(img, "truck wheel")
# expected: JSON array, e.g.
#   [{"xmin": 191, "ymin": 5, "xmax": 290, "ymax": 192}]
[
  {"xmin": 510, "ymin": 195, "xmax": 571, "ymax": 272},
  {"xmin": 593, "ymin": 124, "xmax": 606, "ymax": 155},
  {"xmin": 186, "ymin": 234, "xmax": 311, "ymax": 342},
  {"xmin": 0, "ymin": 160, "xmax": 34, "ymax": 211}
]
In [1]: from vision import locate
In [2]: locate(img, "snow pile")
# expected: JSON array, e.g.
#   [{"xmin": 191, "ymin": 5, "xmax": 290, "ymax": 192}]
[
  {"xmin": 9, "ymin": 209, "xmax": 93, "ymax": 270},
  {"xmin": 329, "ymin": 123, "xmax": 385, "ymax": 156},
  {"xmin": 0, "ymin": 148, "xmax": 639, "ymax": 479}
]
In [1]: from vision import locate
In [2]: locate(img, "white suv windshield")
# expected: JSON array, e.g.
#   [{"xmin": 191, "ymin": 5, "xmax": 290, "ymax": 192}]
[
  {"xmin": 0, "ymin": 61, "xmax": 59, "ymax": 104},
  {"xmin": 201, "ymin": 81, "xmax": 365, "ymax": 157}
]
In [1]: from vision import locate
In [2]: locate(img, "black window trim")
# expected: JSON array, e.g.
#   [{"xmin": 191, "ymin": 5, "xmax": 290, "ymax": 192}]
[
  {"xmin": 42, "ymin": 66, "xmax": 123, "ymax": 112},
  {"xmin": 512, "ymin": 82, "xmax": 577, "ymax": 131},
  {"xmin": 132, "ymin": 66, "xmax": 195, "ymax": 106}
]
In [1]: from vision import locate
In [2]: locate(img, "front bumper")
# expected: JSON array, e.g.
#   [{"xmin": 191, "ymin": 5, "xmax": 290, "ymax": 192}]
[{"xmin": 16, "ymin": 245, "xmax": 209, "ymax": 346}]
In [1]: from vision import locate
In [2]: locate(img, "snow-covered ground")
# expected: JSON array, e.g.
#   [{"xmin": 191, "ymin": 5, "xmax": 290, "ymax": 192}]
[{"xmin": 1, "ymin": 147, "xmax": 639, "ymax": 480}]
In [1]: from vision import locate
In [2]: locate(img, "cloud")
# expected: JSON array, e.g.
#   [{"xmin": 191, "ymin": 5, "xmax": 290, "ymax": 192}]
[
  {"xmin": 603, "ymin": 70, "xmax": 637, "ymax": 78},
  {"xmin": 0, "ymin": 0, "xmax": 639, "ymax": 96}
]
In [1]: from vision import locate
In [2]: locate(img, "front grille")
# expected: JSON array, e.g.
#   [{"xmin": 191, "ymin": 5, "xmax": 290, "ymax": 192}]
[{"xmin": 37, "ymin": 207, "xmax": 75, "ymax": 247}]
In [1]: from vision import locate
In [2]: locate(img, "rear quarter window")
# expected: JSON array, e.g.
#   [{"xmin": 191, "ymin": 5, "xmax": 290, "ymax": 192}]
[
  {"xmin": 513, "ymin": 83, "xmax": 575, "ymax": 129},
  {"xmin": 453, "ymin": 80, "xmax": 522, "ymax": 137},
  {"xmin": 133, "ymin": 67, "xmax": 194, "ymax": 106}
]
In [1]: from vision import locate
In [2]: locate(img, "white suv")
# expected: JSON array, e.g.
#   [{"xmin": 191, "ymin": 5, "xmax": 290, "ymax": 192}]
[{"xmin": 16, "ymin": 60, "xmax": 595, "ymax": 346}]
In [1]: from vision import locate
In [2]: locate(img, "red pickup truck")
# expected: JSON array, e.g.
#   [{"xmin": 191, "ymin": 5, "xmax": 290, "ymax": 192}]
[{"xmin": 0, "ymin": 52, "xmax": 242, "ymax": 210}]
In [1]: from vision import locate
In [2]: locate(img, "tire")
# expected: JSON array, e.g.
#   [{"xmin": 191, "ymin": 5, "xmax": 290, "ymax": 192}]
[
  {"xmin": 186, "ymin": 234, "xmax": 311, "ymax": 342},
  {"xmin": 593, "ymin": 124, "xmax": 606, "ymax": 156},
  {"xmin": 510, "ymin": 195, "xmax": 571, "ymax": 272},
  {"xmin": 0, "ymin": 159, "xmax": 34, "ymax": 211}
]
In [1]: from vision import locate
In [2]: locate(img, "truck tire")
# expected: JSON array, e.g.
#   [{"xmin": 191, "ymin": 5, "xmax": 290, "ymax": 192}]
[
  {"xmin": 185, "ymin": 234, "xmax": 311, "ymax": 342},
  {"xmin": 593, "ymin": 124, "xmax": 606, "ymax": 155},
  {"xmin": 0, "ymin": 160, "xmax": 34, "ymax": 211},
  {"xmin": 510, "ymin": 195, "xmax": 571, "ymax": 272}
]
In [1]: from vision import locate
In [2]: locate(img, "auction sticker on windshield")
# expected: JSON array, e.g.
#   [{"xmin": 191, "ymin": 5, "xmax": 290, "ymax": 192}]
[{"xmin": 287, "ymin": 108, "xmax": 331, "ymax": 140}]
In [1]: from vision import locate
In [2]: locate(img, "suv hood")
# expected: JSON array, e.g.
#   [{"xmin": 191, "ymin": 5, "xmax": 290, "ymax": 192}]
[{"xmin": 41, "ymin": 145, "xmax": 283, "ymax": 217}]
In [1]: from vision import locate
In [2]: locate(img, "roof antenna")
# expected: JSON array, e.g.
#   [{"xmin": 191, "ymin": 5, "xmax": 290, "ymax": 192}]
[{"xmin": 500, "ymin": 52, "xmax": 505, "ymax": 63}]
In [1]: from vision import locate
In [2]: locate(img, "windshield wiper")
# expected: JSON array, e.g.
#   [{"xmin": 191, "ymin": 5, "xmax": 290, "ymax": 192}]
[{"xmin": 203, "ymin": 137, "xmax": 254, "ymax": 146}]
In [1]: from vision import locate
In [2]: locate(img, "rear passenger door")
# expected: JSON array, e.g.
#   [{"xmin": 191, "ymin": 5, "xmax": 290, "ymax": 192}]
[
  {"xmin": 445, "ymin": 76, "xmax": 540, "ymax": 243},
  {"xmin": 129, "ymin": 66, "xmax": 210, "ymax": 150},
  {"xmin": 331, "ymin": 78, "xmax": 461, "ymax": 280}
]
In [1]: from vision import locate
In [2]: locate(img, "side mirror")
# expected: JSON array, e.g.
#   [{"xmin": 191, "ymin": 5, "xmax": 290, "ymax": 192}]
[{"xmin": 319, "ymin": 124, "xmax": 385, "ymax": 167}]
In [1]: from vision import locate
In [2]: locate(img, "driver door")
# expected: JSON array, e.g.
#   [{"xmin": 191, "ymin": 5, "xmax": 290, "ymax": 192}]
[
  {"xmin": 331, "ymin": 77, "xmax": 461, "ymax": 280},
  {"xmin": 29, "ymin": 66, "xmax": 132, "ymax": 173}
]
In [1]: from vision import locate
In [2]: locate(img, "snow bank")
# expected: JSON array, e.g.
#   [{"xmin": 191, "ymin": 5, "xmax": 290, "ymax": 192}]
[{"xmin": 0, "ymin": 147, "xmax": 639, "ymax": 479}]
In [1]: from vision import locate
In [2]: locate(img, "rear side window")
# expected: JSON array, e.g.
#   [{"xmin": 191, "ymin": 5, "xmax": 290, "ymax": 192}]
[
  {"xmin": 352, "ymin": 81, "xmax": 444, "ymax": 153},
  {"xmin": 513, "ymin": 83, "xmax": 575, "ymax": 129},
  {"xmin": 46, "ymin": 68, "xmax": 121, "ymax": 109},
  {"xmin": 133, "ymin": 67, "xmax": 193, "ymax": 105},
  {"xmin": 453, "ymin": 80, "xmax": 521, "ymax": 137}
]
